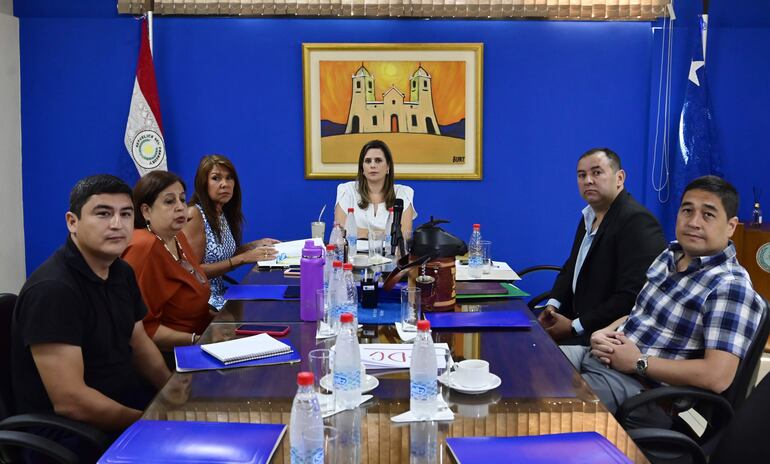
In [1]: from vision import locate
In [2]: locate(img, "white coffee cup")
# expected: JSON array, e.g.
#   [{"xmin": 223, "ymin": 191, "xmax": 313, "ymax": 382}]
[{"xmin": 453, "ymin": 359, "xmax": 490, "ymax": 388}]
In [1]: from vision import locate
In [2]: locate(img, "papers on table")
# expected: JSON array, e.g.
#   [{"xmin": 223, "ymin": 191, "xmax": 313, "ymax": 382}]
[
  {"xmin": 358, "ymin": 343, "xmax": 450, "ymax": 370},
  {"xmin": 391, "ymin": 395, "xmax": 454, "ymax": 423},
  {"xmin": 455, "ymin": 260, "xmax": 521, "ymax": 281},
  {"xmin": 257, "ymin": 237, "xmax": 323, "ymax": 267}
]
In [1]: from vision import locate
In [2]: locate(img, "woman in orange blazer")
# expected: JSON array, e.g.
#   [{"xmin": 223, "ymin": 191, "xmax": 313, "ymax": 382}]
[{"xmin": 123, "ymin": 171, "xmax": 212, "ymax": 350}]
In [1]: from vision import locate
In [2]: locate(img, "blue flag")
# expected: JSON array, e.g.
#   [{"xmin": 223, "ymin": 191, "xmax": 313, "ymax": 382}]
[{"xmin": 664, "ymin": 14, "xmax": 722, "ymax": 237}]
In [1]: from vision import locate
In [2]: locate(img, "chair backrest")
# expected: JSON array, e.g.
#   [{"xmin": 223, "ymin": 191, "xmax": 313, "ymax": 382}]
[
  {"xmin": 0, "ymin": 293, "xmax": 18, "ymax": 418},
  {"xmin": 710, "ymin": 370, "xmax": 770, "ymax": 464},
  {"xmin": 722, "ymin": 295, "xmax": 770, "ymax": 410}
]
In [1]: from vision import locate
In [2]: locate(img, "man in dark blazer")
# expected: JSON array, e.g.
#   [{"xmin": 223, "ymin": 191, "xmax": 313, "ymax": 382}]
[{"xmin": 538, "ymin": 148, "xmax": 666, "ymax": 345}]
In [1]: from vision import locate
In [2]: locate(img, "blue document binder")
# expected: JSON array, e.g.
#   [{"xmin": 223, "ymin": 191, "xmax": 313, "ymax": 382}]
[
  {"xmin": 446, "ymin": 432, "xmax": 632, "ymax": 464},
  {"xmin": 98, "ymin": 420, "xmax": 286, "ymax": 464},
  {"xmin": 425, "ymin": 309, "xmax": 531, "ymax": 330},
  {"xmin": 223, "ymin": 284, "xmax": 298, "ymax": 300}
]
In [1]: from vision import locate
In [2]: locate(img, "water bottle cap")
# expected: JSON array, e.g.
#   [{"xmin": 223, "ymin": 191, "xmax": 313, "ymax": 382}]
[
  {"xmin": 340, "ymin": 312, "xmax": 354, "ymax": 323},
  {"xmin": 388, "ymin": 207, "xmax": 394, "ymax": 212},
  {"xmin": 326, "ymin": 244, "xmax": 336, "ymax": 251},
  {"xmin": 297, "ymin": 371, "xmax": 314, "ymax": 386},
  {"xmin": 417, "ymin": 320, "xmax": 431, "ymax": 331},
  {"xmin": 343, "ymin": 263, "xmax": 353, "ymax": 271},
  {"xmin": 347, "ymin": 208, "xmax": 354, "ymax": 213},
  {"xmin": 473, "ymin": 223, "xmax": 480, "ymax": 229},
  {"xmin": 333, "ymin": 261, "xmax": 343, "ymax": 268}
]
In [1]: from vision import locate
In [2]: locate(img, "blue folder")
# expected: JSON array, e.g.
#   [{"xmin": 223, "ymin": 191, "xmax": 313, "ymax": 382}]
[
  {"xmin": 223, "ymin": 284, "xmax": 298, "ymax": 300},
  {"xmin": 357, "ymin": 301, "xmax": 401, "ymax": 324},
  {"xmin": 445, "ymin": 432, "xmax": 632, "ymax": 464},
  {"xmin": 174, "ymin": 340, "xmax": 300, "ymax": 372},
  {"xmin": 425, "ymin": 309, "xmax": 531, "ymax": 330},
  {"xmin": 98, "ymin": 420, "xmax": 286, "ymax": 464}
]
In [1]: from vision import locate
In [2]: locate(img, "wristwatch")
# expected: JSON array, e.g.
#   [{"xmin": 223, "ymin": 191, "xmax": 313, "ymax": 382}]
[{"xmin": 635, "ymin": 354, "xmax": 650, "ymax": 377}]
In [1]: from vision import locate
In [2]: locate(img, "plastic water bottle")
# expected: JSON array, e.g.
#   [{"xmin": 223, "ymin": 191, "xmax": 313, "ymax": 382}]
[
  {"xmin": 329, "ymin": 222, "xmax": 341, "ymax": 248},
  {"xmin": 342, "ymin": 263, "xmax": 358, "ymax": 323},
  {"xmin": 345, "ymin": 208, "xmax": 358, "ymax": 257},
  {"xmin": 328, "ymin": 261, "xmax": 345, "ymax": 333},
  {"xmin": 384, "ymin": 207, "xmax": 394, "ymax": 256},
  {"xmin": 752, "ymin": 202, "xmax": 763, "ymax": 226},
  {"xmin": 410, "ymin": 320, "xmax": 437, "ymax": 420},
  {"xmin": 323, "ymin": 244, "xmax": 336, "ymax": 294},
  {"xmin": 468, "ymin": 223, "xmax": 483, "ymax": 278},
  {"xmin": 330, "ymin": 223, "xmax": 346, "ymax": 263},
  {"xmin": 290, "ymin": 371, "xmax": 323, "ymax": 464},
  {"xmin": 334, "ymin": 312, "xmax": 362, "ymax": 410}
]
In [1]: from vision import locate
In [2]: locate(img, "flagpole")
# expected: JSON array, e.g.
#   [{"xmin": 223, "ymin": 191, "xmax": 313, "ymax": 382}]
[
  {"xmin": 144, "ymin": 0, "xmax": 154, "ymax": 54},
  {"xmin": 701, "ymin": 14, "xmax": 708, "ymax": 65}
]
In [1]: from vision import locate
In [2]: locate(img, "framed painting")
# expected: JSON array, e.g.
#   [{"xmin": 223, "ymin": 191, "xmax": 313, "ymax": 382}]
[{"xmin": 303, "ymin": 43, "xmax": 483, "ymax": 180}]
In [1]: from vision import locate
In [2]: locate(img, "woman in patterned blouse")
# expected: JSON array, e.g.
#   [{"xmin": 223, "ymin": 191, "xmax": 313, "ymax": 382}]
[{"xmin": 183, "ymin": 154, "xmax": 279, "ymax": 309}]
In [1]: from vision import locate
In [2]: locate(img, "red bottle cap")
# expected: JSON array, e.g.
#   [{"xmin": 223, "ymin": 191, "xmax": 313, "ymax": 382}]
[
  {"xmin": 297, "ymin": 371, "xmax": 314, "ymax": 386},
  {"xmin": 417, "ymin": 320, "xmax": 431, "ymax": 332},
  {"xmin": 388, "ymin": 207, "xmax": 394, "ymax": 212},
  {"xmin": 473, "ymin": 223, "xmax": 480, "ymax": 229},
  {"xmin": 347, "ymin": 208, "xmax": 354, "ymax": 213},
  {"xmin": 333, "ymin": 261, "xmax": 342, "ymax": 268},
  {"xmin": 326, "ymin": 244, "xmax": 336, "ymax": 251},
  {"xmin": 343, "ymin": 263, "xmax": 353, "ymax": 271},
  {"xmin": 340, "ymin": 313, "xmax": 354, "ymax": 323}
]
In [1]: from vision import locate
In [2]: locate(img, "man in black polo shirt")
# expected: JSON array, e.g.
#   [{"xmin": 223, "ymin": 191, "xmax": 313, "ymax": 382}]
[{"xmin": 11, "ymin": 175, "xmax": 171, "ymax": 442}]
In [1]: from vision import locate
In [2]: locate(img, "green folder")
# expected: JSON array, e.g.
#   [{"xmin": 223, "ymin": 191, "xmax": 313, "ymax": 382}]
[{"xmin": 456, "ymin": 283, "xmax": 529, "ymax": 300}]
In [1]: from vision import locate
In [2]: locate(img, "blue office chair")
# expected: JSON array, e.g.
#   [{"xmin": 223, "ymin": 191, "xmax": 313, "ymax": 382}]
[
  {"xmin": 0, "ymin": 293, "xmax": 111, "ymax": 463},
  {"xmin": 620, "ymin": 296, "xmax": 770, "ymax": 464},
  {"xmin": 516, "ymin": 265, "xmax": 562, "ymax": 312}
]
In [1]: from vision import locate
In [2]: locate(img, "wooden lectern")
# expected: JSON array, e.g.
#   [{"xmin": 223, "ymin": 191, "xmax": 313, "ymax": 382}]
[{"xmin": 732, "ymin": 223, "xmax": 770, "ymax": 350}]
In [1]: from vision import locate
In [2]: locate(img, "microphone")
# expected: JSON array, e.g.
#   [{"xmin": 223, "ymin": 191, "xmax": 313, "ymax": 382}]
[{"xmin": 391, "ymin": 198, "xmax": 405, "ymax": 256}]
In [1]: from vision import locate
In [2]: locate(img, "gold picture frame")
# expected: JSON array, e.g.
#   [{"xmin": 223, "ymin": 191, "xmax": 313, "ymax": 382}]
[{"xmin": 303, "ymin": 43, "xmax": 483, "ymax": 180}]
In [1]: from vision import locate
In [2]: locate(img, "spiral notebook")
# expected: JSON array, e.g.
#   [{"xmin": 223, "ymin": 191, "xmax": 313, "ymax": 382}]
[{"xmin": 201, "ymin": 333, "xmax": 293, "ymax": 365}]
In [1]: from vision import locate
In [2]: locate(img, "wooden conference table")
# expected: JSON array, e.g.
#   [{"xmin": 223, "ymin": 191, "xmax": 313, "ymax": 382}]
[{"xmin": 143, "ymin": 269, "xmax": 649, "ymax": 463}]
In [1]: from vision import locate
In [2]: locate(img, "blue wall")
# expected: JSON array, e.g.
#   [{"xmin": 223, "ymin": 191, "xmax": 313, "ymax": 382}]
[{"xmin": 15, "ymin": 1, "xmax": 770, "ymax": 296}]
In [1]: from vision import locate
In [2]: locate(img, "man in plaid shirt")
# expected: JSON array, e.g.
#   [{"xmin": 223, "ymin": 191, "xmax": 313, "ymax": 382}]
[{"xmin": 562, "ymin": 175, "xmax": 765, "ymax": 427}]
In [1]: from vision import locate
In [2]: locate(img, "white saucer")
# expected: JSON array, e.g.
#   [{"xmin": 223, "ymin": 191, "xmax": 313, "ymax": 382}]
[
  {"xmin": 320, "ymin": 374, "xmax": 379, "ymax": 393},
  {"xmin": 438, "ymin": 372, "xmax": 501, "ymax": 395}
]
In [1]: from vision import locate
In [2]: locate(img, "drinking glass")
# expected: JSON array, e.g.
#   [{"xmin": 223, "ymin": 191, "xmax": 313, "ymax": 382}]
[
  {"xmin": 316, "ymin": 289, "xmax": 337, "ymax": 338},
  {"xmin": 400, "ymin": 287, "xmax": 421, "ymax": 331},
  {"xmin": 368, "ymin": 228, "xmax": 386, "ymax": 262},
  {"xmin": 311, "ymin": 221, "xmax": 326, "ymax": 239},
  {"xmin": 480, "ymin": 240, "xmax": 493, "ymax": 274},
  {"xmin": 309, "ymin": 349, "xmax": 334, "ymax": 413},
  {"xmin": 301, "ymin": 425, "xmax": 338, "ymax": 464}
]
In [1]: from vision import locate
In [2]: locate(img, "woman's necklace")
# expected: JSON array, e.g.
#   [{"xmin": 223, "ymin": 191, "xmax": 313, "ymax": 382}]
[{"xmin": 147, "ymin": 226, "xmax": 207, "ymax": 284}]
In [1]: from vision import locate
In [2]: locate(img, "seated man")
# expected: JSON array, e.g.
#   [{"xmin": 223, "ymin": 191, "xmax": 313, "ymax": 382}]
[
  {"xmin": 562, "ymin": 176, "xmax": 765, "ymax": 427},
  {"xmin": 11, "ymin": 175, "xmax": 171, "ymax": 457},
  {"xmin": 539, "ymin": 148, "xmax": 666, "ymax": 345}
]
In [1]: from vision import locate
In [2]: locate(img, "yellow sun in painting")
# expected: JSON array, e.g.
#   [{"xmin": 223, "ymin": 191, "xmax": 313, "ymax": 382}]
[{"xmin": 319, "ymin": 61, "xmax": 465, "ymax": 126}]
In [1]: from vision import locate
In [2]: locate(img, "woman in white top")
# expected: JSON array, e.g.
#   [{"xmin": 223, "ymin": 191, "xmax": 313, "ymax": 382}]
[{"xmin": 334, "ymin": 139, "xmax": 417, "ymax": 238}]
